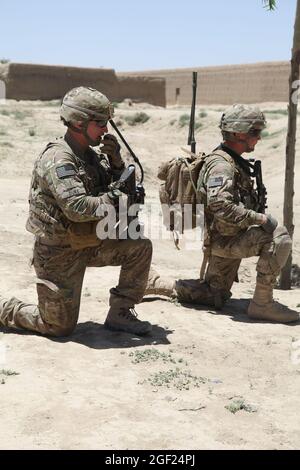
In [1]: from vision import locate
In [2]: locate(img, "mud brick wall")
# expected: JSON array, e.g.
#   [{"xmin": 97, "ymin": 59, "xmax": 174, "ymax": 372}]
[
  {"xmin": 121, "ymin": 61, "xmax": 290, "ymax": 105},
  {"xmin": 0, "ymin": 63, "xmax": 166, "ymax": 107}
]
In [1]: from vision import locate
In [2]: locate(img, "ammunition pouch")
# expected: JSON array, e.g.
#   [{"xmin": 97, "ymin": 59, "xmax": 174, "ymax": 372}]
[{"xmin": 67, "ymin": 221, "xmax": 102, "ymax": 250}]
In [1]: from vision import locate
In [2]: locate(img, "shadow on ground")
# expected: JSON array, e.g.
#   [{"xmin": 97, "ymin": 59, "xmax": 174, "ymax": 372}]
[{"xmin": 0, "ymin": 322, "xmax": 173, "ymax": 349}]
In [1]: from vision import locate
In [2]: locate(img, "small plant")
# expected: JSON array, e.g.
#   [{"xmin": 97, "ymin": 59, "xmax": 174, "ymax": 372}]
[
  {"xmin": 114, "ymin": 119, "xmax": 123, "ymax": 127},
  {"xmin": 194, "ymin": 121, "xmax": 202, "ymax": 130},
  {"xmin": 0, "ymin": 58, "xmax": 10, "ymax": 64},
  {"xmin": 124, "ymin": 112, "xmax": 150, "ymax": 126},
  {"xmin": 179, "ymin": 114, "xmax": 190, "ymax": 127},
  {"xmin": 0, "ymin": 142, "xmax": 13, "ymax": 148},
  {"xmin": 198, "ymin": 110, "xmax": 207, "ymax": 118},
  {"xmin": 0, "ymin": 129, "xmax": 7, "ymax": 135},
  {"xmin": 225, "ymin": 397, "xmax": 257, "ymax": 414},
  {"xmin": 262, "ymin": 129, "xmax": 284, "ymax": 139},
  {"xmin": 147, "ymin": 368, "xmax": 206, "ymax": 391},
  {"xmin": 0, "ymin": 369, "xmax": 19, "ymax": 376},
  {"xmin": 169, "ymin": 119, "xmax": 176, "ymax": 126},
  {"xmin": 13, "ymin": 110, "xmax": 32, "ymax": 120},
  {"xmin": 129, "ymin": 348, "xmax": 177, "ymax": 364},
  {"xmin": 28, "ymin": 127, "xmax": 36, "ymax": 137},
  {"xmin": 0, "ymin": 109, "xmax": 10, "ymax": 116},
  {"xmin": 261, "ymin": 130, "xmax": 270, "ymax": 138}
]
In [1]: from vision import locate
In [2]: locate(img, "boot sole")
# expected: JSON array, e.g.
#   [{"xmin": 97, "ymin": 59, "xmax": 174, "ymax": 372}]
[
  {"xmin": 104, "ymin": 321, "xmax": 152, "ymax": 336},
  {"xmin": 247, "ymin": 311, "xmax": 299, "ymax": 324}
]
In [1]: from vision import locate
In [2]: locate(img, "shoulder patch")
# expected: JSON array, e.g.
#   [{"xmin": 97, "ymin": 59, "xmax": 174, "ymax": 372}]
[
  {"xmin": 208, "ymin": 176, "xmax": 224, "ymax": 188},
  {"xmin": 56, "ymin": 164, "xmax": 77, "ymax": 179}
]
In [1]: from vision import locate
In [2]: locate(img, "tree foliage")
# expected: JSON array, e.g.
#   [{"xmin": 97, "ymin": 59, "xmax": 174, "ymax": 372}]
[{"xmin": 262, "ymin": 0, "xmax": 277, "ymax": 10}]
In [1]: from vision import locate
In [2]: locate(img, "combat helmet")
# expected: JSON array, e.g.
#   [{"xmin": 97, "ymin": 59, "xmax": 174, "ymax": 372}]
[
  {"xmin": 60, "ymin": 86, "xmax": 114, "ymax": 126},
  {"xmin": 220, "ymin": 104, "xmax": 266, "ymax": 136}
]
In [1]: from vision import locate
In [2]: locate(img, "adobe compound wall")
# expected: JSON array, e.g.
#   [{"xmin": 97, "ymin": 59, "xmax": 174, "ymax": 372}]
[
  {"xmin": 0, "ymin": 62, "xmax": 166, "ymax": 107},
  {"xmin": 121, "ymin": 61, "xmax": 290, "ymax": 105},
  {"xmin": 0, "ymin": 61, "xmax": 290, "ymax": 107}
]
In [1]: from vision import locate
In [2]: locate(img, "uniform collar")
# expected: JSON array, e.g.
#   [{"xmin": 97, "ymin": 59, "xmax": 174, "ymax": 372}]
[{"xmin": 218, "ymin": 143, "xmax": 256, "ymax": 176}]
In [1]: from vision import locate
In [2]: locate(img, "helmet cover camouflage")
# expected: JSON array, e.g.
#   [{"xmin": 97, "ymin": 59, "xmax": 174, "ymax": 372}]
[
  {"xmin": 60, "ymin": 86, "xmax": 114, "ymax": 125},
  {"xmin": 219, "ymin": 104, "xmax": 266, "ymax": 134}
]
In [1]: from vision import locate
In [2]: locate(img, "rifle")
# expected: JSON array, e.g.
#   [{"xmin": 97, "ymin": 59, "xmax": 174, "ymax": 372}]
[
  {"xmin": 253, "ymin": 160, "xmax": 268, "ymax": 213},
  {"xmin": 187, "ymin": 71, "xmax": 198, "ymax": 154},
  {"xmin": 108, "ymin": 120, "xmax": 145, "ymax": 238}
]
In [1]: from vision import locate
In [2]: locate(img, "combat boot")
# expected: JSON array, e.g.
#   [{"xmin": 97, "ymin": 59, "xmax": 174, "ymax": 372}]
[
  {"xmin": 0, "ymin": 296, "xmax": 8, "ymax": 326},
  {"xmin": 248, "ymin": 283, "xmax": 299, "ymax": 323},
  {"xmin": 104, "ymin": 307, "xmax": 152, "ymax": 335},
  {"xmin": 145, "ymin": 270, "xmax": 175, "ymax": 297}
]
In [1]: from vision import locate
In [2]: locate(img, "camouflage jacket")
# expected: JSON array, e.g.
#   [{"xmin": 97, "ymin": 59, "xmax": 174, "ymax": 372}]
[
  {"xmin": 197, "ymin": 145, "xmax": 264, "ymax": 237},
  {"xmin": 26, "ymin": 133, "xmax": 124, "ymax": 241}
]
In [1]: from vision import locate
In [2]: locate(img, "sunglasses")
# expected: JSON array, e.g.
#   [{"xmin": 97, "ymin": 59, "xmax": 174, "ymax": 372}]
[
  {"xmin": 92, "ymin": 120, "xmax": 108, "ymax": 128},
  {"xmin": 248, "ymin": 129, "xmax": 262, "ymax": 137}
]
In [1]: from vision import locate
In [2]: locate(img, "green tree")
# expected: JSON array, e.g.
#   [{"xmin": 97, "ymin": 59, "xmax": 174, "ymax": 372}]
[{"xmin": 262, "ymin": 0, "xmax": 276, "ymax": 9}]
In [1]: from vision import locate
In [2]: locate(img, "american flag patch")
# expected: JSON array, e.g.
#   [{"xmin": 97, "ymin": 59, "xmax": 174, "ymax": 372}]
[
  {"xmin": 208, "ymin": 176, "xmax": 224, "ymax": 188},
  {"xmin": 56, "ymin": 164, "xmax": 76, "ymax": 179}
]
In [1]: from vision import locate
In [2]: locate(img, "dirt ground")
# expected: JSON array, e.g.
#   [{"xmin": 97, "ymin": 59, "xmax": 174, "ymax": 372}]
[{"xmin": 0, "ymin": 99, "xmax": 299, "ymax": 450}]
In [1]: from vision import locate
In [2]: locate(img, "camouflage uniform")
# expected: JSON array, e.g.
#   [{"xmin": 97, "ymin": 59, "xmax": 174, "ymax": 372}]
[
  {"xmin": 150, "ymin": 105, "xmax": 299, "ymax": 323},
  {"xmin": 176, "ymin": 144, "xmax": 290, "ymax": 304},
  {"xmin": 0, "ymin": 87, "xmax": 153, "ymax": 336}
]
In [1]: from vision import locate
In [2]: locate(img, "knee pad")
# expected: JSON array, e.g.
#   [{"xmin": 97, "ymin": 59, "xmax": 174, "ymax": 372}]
[{"xmin": 273, "ymin": 226, "xmax": 292, "ymax": 268}]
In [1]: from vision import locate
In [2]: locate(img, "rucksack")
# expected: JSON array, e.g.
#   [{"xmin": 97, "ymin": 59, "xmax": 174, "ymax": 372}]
[{"xmin": 157, "ymin": 152, "xmax": 207, "ymax": 243}]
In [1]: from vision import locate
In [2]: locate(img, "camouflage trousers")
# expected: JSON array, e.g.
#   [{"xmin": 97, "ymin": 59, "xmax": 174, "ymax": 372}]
[
  {"xmin": 0, "ymin": 237, "xmax": 152, "ymax": 337},
  {"xmin": 176, "ymin": 225, "xmax": 292, "ymax": 305}
]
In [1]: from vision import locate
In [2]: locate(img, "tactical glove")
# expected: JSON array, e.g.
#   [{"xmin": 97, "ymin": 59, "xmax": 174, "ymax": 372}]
[
  {"xmin": 100, "ymin": 134, "xmax": 123, "ymax": 168},
  {"xmin": 261, "ymin": 214, "xmax": 278, "ymax": 234},
  {"xmin": 107, "ymin": 180, "xmax": 127, "ymax": 202}
]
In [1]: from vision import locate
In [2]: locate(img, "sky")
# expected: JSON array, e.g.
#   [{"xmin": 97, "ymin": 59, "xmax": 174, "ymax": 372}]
[{"xmin": 0, "ymin": 0, "xmax": 297, "ymax": 72}]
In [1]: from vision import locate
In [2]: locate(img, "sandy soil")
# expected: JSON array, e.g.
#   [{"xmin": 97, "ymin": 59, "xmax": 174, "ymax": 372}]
[{"xmin": 0, "ymin": 99, "xmax": 299, "ymax": 450}]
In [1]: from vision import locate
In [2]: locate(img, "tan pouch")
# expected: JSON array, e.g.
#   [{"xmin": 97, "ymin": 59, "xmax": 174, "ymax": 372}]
[{"xmin": 67, "ymin": 221, "xmax": 102, "ymax": 250}]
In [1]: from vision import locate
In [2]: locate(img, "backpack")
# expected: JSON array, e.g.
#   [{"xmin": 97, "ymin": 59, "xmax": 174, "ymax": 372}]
[{"xmin": 157, "ymin": 152, "xmax": 207, "ymax": 242}]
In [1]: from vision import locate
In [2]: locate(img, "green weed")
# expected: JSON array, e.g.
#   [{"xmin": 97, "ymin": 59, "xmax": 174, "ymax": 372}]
[
  {"xmin": 147, "ymin": 368, "xmax": 206, "ymax": 391},
  {"xmin": 124, "ymin": 112, "xmax": 150, "ymax": 126},
  {"xmin": 179, "ymin": 114, "xmax": 190, "ymax": 127},
  {"xmin": 225, "ymin": 397, "xmax": 257, "ymax": 414},
  {"xmin": 0, "ymin": 142, "xmax": 13, "ymax": 148},
  {"xmin": 129, "ymin": 348, "xmax": 177, "ymax": 364},
  {"xmin": 0, "ymin": 369, "xmax": 19, "ymax": 376},
  {"xmin": 114, "ymin": 119, "xmax": 123, "ymax": 127},
  {"xmin": 13, "ymin": 110, "xmax": 32, "ymax": 120},
  {"xmin": 262, "ymin": 129, "xmax": 284, "ymax": 139}
]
